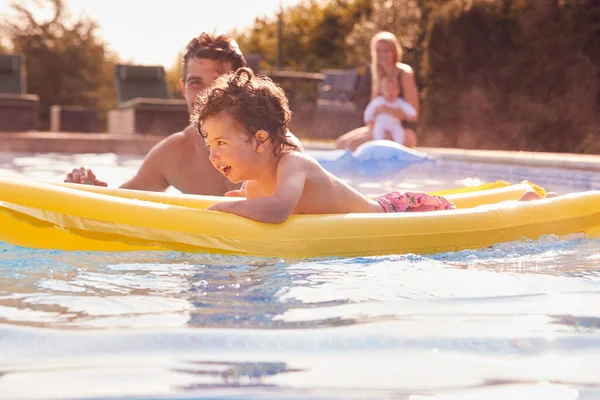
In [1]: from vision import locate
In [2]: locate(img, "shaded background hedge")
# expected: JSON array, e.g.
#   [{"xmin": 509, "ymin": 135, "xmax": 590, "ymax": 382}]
[
  {"xmin": 2, "ymin": 0, "xmax": 599, "ymax": 153},
  {"xmin": 420, "ymin": 0, "xmax": 600, "ymax": 153}
]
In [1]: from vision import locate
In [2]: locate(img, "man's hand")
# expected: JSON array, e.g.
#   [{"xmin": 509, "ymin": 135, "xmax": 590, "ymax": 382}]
[{"xmin": 64, "ymin": 167, "xmax": 108, "ymax": 186}]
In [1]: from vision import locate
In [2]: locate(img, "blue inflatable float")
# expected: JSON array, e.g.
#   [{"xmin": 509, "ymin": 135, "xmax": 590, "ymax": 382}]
[{"xmin": 312, "ymin": 140, "xmax": 434, "ymax": 177}]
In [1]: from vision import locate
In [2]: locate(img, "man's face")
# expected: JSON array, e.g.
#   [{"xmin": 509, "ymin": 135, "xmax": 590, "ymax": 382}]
[{"xmin": 181, "ymin": 58, "xmax": 233, "ymax": 113}]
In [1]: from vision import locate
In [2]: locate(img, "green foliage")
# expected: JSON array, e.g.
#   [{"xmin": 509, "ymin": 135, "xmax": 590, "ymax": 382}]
[
  {"xmin": 232, "ymin": 15, "xmax": 279, "ymax": 70},
  {"xmin": 1, "ymin": 0, "xmax": 117, "ymax": 129},
  {"xmin": 421, "ymin": 0, "xmax": 521, "ymax": 128},
  {"xmin": 231, "ymin": 0, "xmax": 600, "ymax": 152},
  {"xmin": 165, "ymin": 49, "xmax": 184, "ymax": 99},
  {"xmin": 0, "ymin": 0, "xmax": 597, "ymax": 151},
  {"xmin": 232, "ymin": 0, "xmax": 371, "ymax": 71},
  {"xmin": 345, "ymin": 0, "xmax": 421, "ymax": 70},
  {"xmin": 420, "ymin": 0, "xmax": 600, "ymax": 153}
]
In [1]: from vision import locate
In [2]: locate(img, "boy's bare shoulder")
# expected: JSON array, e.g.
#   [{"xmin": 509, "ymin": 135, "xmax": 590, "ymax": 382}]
[
  {"xmin": 281, "ymin": 150, "xmax": 321, "ymax": 167},
  {"xmin": 275, "ymin": 151, "xmax": 322, "ymax": 178}
]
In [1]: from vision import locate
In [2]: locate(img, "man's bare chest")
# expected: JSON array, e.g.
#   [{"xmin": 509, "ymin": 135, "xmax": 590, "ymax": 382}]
[{"xmin": 166, "ymin": 151, "xmax": 236, "ymax": 195}]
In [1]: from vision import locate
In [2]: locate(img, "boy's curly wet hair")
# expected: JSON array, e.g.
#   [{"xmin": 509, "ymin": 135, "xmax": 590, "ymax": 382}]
[
  {"xmin": 182, "ymin": 33, "xmax": 247, "ymax": 80},
  {"xmin": 191, "ymin": 67, "xmax": 296, "ymax": 155}
]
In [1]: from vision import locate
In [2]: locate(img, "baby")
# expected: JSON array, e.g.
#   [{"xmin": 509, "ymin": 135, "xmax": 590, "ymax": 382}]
[
  {"xmin": 363, "ymin": 74, "xmax": 417, "ymax": 144},
  {"xmin": 190, "ymin": 67, "xmax": 455, "ymax": 224}
]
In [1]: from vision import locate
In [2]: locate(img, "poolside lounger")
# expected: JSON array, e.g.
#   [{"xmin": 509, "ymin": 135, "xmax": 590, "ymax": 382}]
[{"xmin": 0, "ymin": 54, "xmax": 39, "ymax": 132}]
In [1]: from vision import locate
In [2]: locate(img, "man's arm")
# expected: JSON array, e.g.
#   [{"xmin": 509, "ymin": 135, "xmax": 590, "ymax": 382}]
[
  {"xmin": 119, "ymin": 138, "xmax": 172, "ymax": 191},
  {"xmin": 207, "ymin": 155, "xmax": 306, "ymax": 224},
  {"xmin": 63, "ymin": 134, "xmax": 179, "ymax": 191}
]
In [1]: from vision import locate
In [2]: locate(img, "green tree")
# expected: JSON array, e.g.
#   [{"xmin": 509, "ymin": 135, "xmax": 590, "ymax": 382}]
[
  {"xmin": 345, "ymin": 0, "xmax": 422, "ymax": 70},
  {"xmin": 421, "ymin": 0, "xmax": 600, "ymax": 153},
  {"xmin": 165, "ymin": 49, "xmax": 184, "ymax": 99},
  {"xmin": 1, "ymin": 0, "xmax": 117, "ymax": 130},
  {"xmin": 233, "ymin": 0, "xmax": 371, "ymax": 72}
]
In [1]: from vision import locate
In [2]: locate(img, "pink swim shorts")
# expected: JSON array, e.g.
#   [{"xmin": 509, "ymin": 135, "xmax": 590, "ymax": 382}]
[{"xmin": 375, "ymin": 191, "xmax": 456, "ymax": 213}]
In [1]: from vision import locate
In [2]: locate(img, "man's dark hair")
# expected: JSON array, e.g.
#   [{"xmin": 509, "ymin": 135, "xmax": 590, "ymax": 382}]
[
  {"xmin": 182, "ymin": 32, "xmax": 247, "ymax": 80},
  {"xmin": 191, "ymin": 67, "xmax": 297, "ymax": 156}
]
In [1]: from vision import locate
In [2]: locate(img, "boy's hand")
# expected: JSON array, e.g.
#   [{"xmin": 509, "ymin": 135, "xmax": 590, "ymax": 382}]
[
  {"xmin": 207, "ymin": 202, "xmax": 231, "ymax": 212},
  {"xmin": 224, "ymin": 189, "xmax": 245, "ymax": 197},
  {"xmin": 374, "ymin": 105, "xmax": 391, "ymax": 117},
  {"xmin": 64, "ymin": 167, "xmax": 108, "ymax": 186}
]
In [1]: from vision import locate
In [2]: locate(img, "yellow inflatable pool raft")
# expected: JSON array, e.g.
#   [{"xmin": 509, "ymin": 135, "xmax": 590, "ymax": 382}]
[{"xmin": 1, "ymin": 176, "xmax": 599, "ymax": 258}]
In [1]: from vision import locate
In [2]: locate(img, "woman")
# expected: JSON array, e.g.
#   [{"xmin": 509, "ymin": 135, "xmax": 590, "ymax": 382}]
[{"xmin": 335, "ymin": 31, "xmax": 419, "ymax": 150}]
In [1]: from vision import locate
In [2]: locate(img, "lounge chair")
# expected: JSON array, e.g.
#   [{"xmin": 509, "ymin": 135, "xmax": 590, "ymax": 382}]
[
  {"xmin": 0, "ymin": 54, "xmax": 39, "ymax": 132},
  {"xmin": 108, "ymin": 64, "xmax": 187, "ymax": 135},
  {"xmin": 245, "ymin": 54, "xmax": 261, "ymax": 74},
  {"xmin": 312, "ymin": 68, "xmax": 365, "ymax": 139},
  {"xmin": 50, "ymin": 105, "xmax": 99, "ymax": 133}
]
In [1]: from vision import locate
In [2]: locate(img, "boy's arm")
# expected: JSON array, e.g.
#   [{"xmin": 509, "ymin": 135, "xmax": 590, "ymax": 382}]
[
  {"xmin": 363, "ymin": 103, "xmax": 372, "ymax": 123},
  {"xmin": 394, "ymin": 98, "xmax": 417, "ymax": 118},
  {"xmin": 376, "ymin": 103, "xmax": 412, "ymax": 121},
  {"xmin": 207, "ymin": 155, "xmax": 306, "ymax": 224},
  {"xmin": 363, "ymin": 98, "xmax": 379, "ymax": 123}
]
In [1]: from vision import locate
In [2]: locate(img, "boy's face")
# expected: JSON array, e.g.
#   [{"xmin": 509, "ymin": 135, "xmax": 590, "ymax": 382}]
[
  {"xmin": 181, "ymin": 58, "xmax": 233, "ymax": 113},
  {"xmin": 201, "ymin": 113, "xmax": 269, "ymax": 184},
  {"xmin": 382, "ymin": 79, "xmax": 399, "ymax": 101}
]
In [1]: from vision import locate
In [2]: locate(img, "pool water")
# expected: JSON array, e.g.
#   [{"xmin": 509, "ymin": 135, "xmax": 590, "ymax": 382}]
[
  {"xmin": 2, "ymin": 151, "xmax": 599, "ymax": 195},
  {"xmin": 1, "ymin": 152, "xmax": 600, "ymax": 399}
]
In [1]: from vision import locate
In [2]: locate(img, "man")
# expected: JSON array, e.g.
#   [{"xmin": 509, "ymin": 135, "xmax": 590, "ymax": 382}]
[{"xmin": 65, "ymin": 33, "xmax": 303, "ymax": 195}]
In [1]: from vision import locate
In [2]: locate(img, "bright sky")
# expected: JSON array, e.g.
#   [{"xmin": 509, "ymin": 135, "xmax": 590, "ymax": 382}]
[{"xmin": 0, "ymin": 0, "xmax": 301, "ymax": 67}]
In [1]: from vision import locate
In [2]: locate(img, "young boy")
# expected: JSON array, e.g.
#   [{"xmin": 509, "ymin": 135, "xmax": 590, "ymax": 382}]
[
  {"xmin": 191, "ymin": 68, "xmax": 454, "ymax": 224},
  {"xmin": 64, "ymin": 32, "xmax": 303, "ymax": 195},
  {"xmin": 363, "ymin": 74, "xmax": 417, "ymax": 144}
]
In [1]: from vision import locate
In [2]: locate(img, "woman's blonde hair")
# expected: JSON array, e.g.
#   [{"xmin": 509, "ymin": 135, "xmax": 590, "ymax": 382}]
[{"xmin": 370, "ymin": 31, "xmax": 403, "ymax": 99}]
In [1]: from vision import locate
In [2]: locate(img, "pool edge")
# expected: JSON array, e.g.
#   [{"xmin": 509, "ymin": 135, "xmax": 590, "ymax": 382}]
[{"xmin": 2, "ymin": 132, "xmax": 600, "ymax": 172}]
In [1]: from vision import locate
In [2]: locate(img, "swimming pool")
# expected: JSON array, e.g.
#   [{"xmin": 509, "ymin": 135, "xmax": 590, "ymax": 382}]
[{"xmin": 1, "ymin": 151, "xmax": 600, "ymax": 399}]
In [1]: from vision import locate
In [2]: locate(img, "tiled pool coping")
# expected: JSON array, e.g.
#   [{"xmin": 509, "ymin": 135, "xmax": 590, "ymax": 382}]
[
  {"xmin": 1, "ymin": 132, "xmax": 159, "ymax": 155},
  {"xmin": 3, "ymin": 131, "xmax": 600, "ymax": 172},
  {"xmin": 420, "ymin": 147, "xmax": 600, "ymax": 172}
]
